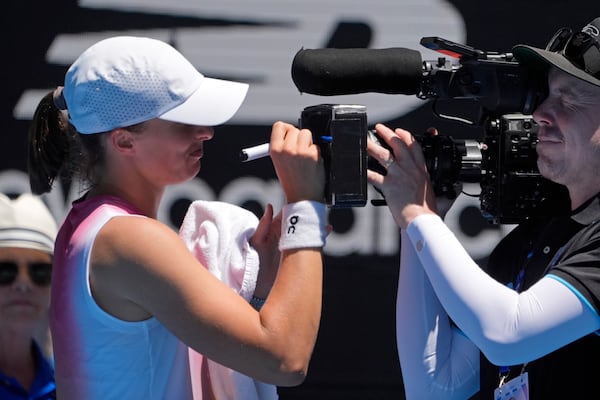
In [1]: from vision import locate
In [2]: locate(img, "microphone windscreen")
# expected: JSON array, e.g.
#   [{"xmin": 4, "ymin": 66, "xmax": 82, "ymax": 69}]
[{"xmin": 291, "ymin": 47, "xmax": 423, "ymax": 96}]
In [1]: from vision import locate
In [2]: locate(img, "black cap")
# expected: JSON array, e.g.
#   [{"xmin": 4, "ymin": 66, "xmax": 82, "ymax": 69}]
[{"xmin": 512, "ymin": 17, "xmax": 600, "ymax": 87}]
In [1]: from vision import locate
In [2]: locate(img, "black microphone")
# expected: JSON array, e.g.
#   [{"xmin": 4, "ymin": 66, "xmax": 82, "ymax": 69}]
[{"xmin": 291, "ymin": 47, "xmax": 424, "ymax": 96}]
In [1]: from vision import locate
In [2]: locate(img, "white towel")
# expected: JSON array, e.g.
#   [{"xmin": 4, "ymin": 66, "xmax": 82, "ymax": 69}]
[{"xmin": 179, "ymin": 200, "xmax": 278, "ymax": 400}]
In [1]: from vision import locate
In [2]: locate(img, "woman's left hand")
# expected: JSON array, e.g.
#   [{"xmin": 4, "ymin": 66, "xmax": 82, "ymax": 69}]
[{"xmin": 249, "ymin": 203, "xmax": 282, "ymax": 299}]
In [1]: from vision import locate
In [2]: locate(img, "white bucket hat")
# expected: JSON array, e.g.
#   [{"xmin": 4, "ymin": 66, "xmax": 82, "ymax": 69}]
[
  {"xmin": 61, "ymin": 36, "xmax": 249, "ymax": 134},
  {"xmin": 0, "ymin": 193, "xmax": 58, "ymax": 255}
]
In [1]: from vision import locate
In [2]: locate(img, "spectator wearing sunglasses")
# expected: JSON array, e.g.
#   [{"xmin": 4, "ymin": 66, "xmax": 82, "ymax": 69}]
[
  {"xmin": 366, "ymin": 17, "xmax": 600, "ymax": 399},
  {"xmin": 0, "ymin": 193, "xmax": 57, "ymax": 400}
]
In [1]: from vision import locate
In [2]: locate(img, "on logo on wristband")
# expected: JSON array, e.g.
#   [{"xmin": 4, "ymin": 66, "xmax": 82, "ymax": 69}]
[
  {"xmin": 279, "ymin": 201, "xmax": 326, "ymax": 251},
  {"xmin": 287, "ymin": 215, "xmax": 299, "ymax": 234}
]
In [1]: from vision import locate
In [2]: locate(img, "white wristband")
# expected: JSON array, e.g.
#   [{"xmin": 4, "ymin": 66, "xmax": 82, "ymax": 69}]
[{"xmin": 279, "ymin": 200, "xmax": 327, "ymax": 251}]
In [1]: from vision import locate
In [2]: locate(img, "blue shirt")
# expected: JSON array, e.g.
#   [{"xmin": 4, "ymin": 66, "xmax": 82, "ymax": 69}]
[{"xmin": 0, "ymin": 341, "xmax": 56, "ymax": 400}]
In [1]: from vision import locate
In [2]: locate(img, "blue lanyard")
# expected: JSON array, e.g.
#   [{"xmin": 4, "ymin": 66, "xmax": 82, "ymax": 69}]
[{"xmin": 498, "ymin": 249, "xmax": 533, "ymax": 386}]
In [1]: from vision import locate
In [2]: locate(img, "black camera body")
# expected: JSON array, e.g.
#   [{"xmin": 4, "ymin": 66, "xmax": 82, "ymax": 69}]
[
  {"xmin": 301, "ymin": 103, "xmax": 570, "ymax": 224},
  {"xmin": 478, "ymin": 114, "xmax": 569, "ymax": 223},
  {"xmin": 408, "ymin": 113, "xmax": 570, "ymax": 224}
]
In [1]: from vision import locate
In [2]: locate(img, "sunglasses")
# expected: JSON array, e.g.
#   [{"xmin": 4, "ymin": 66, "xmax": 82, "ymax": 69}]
[
  {"xmin": 0, "ymin": 261, "xmax": 52, "ymax": 286},
  {"xmin": 545, "ymin": 27, "xmax": 600, "ymax": 79}
]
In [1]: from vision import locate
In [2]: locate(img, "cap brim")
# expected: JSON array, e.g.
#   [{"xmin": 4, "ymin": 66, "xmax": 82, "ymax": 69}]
[
  {"xmin": 0, "ymin": 231, "xmax": 55, "ymax": 254},
  {"xmin": 513, "ymin": 44, "xmax": 600, "ymax": 87},
  {"xmin": 159, "ymin": 77, "xmax": 249, "ymax": 126}
]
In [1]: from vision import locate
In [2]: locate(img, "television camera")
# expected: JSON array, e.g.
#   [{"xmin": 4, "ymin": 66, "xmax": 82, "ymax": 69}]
[{"xmin": 292, "ymin": 37, "xmax": 570, "ymax": 224}]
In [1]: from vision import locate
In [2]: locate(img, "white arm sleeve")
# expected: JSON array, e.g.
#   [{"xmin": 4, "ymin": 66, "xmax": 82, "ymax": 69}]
[
  {"xmin": 405, "ymin": 214, "xmax": 600, "ymax": 367},
  {"xmin": 397, "ymin": 230, "xmax": 480, "ymax": 400}
]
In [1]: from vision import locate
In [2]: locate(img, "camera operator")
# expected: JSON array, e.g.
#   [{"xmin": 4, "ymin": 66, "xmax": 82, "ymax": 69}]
[{"xmin": 368, "ymin": 17, "xmax": 600, "ymax": 399}]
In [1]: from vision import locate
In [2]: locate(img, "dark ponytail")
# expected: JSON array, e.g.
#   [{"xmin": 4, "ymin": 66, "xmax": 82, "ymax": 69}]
[
  {"xmin": 28, "ymin": 87, "xmax": 125, "ymax": 196},
  {"xmin": 27, "ymin": 89, "xmax": 79, "ymax": 194}
]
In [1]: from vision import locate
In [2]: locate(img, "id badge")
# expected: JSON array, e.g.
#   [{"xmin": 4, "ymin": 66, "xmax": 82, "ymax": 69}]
[{"xmin": 494, "ymin": 372, "xmax": 529, "ymax": 400}]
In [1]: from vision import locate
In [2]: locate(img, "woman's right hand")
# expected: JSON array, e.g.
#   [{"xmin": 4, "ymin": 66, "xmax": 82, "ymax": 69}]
[{"xmin": 269, "ymin": 121, "xmax": 325, "ymax": 204}]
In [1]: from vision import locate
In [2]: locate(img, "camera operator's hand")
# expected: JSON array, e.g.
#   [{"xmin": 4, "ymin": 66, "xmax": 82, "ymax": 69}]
[
  {"xmin": 269, "ymin": 121, "xmax": 326, "ymax": 204},
  {"xmin": 367, "ymin": 123, "xmax": 438, "ymax": 229}
]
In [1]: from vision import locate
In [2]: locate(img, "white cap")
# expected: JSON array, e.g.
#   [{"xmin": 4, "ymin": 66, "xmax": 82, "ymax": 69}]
[
  {"xmin": 63, "ymin": 36, "xmax": 249, "ymax": 134},
  {"xmin": 0, "ymin": 193, "xmax": 58, "ymax": 255}
]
